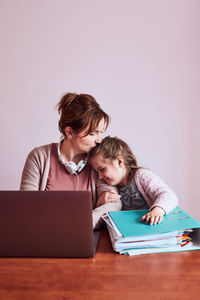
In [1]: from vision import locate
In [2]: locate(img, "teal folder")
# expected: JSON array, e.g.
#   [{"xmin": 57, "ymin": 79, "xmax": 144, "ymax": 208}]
[{"xmin": 108, "ymin": 207, "xmax": 200, "ymax": 238}]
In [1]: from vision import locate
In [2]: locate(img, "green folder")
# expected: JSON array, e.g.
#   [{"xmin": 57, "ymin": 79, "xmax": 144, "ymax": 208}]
[{"xmin": 108, "ymin": 206, "xmax": 200, "ymax": 238}]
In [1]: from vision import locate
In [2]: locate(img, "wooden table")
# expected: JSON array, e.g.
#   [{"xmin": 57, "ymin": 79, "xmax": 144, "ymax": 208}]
[{"xmin": 0, "ymin": 229, "xmax": 200, "ymax": 300}]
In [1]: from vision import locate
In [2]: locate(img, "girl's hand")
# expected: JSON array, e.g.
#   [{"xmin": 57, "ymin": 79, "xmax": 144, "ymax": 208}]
[
  {"xmin": 141, "ymin": 206, "xmax": 165, "ymax": 225},
  {"xmin": 97, "ymin": 190, "xmax": 121, "ymax": 207}
]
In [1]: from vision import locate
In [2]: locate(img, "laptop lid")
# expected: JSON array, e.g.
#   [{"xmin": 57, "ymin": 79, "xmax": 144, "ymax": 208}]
[{"xmin": 0, "ymin": 191, "xmax": 97, "ymax": 258}]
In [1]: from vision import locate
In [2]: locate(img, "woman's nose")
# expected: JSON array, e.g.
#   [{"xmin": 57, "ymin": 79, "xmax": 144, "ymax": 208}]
[
  {"xmin": 98, "ymin": 172, "xmax": 103, "ymax": 180},
  {"xmin": 96, "ymin": 134, "xmax": 102, "ymax": 144}
]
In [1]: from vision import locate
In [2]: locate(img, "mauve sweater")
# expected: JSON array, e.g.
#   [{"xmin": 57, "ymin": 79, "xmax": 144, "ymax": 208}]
[{"xmin": 20, "ymin": 143, "xmax": 122, "ymax": 229}]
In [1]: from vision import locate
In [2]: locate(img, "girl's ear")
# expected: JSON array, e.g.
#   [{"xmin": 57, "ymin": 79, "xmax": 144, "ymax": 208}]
[
  {"xmin": 64, "ymin": 126, "xmax": 74, "ymax": 139},
  {"xmin": 116, "ymin": 155, "xmax": 125, "ymax": 167}
]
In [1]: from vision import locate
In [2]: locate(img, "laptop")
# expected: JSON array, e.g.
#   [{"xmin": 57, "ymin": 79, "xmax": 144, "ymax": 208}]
[{"xmin": 0, "ymin": 191, "xmax": 100, "ymax": 258}]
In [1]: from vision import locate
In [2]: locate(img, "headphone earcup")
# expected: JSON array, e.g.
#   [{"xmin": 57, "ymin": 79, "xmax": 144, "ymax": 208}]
[
  {"xmin": 64, "ymin": 160, "xmax": 86, "ymax": 174},
  {"xmin": 57, "ymin": 142, "xmax": 87, "ymax": 174},
  {"xmin": 76, "ymin": 160, "xmax": 86, "ymax": 173},
  {"xmin": 64, "ymin": 162, "xmax": 77, "ymax": 174}
]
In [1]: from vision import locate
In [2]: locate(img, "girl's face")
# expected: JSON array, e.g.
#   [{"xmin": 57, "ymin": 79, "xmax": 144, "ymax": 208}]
[
  {"xmin": 68, "ymin": 118, "xmax": 105, "ymax": 154},
  {"xmin": 91, "ymin": 153, "xmax": 126, "ymax": 186}
]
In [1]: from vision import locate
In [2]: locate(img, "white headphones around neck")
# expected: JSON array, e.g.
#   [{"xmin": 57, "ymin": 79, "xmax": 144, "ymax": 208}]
[{"xmin": 57, "ymin": 142, "xmax": 87, "ymax": 174}]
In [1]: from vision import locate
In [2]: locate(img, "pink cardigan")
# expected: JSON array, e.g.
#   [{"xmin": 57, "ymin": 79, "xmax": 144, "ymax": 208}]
[
  {"xmin": 134, "ymin": 168, "xmax": 178, "ymax": 214},
  {"xmin": 20, "ymin": 144, "xmax": 178, "ymax": 227}
]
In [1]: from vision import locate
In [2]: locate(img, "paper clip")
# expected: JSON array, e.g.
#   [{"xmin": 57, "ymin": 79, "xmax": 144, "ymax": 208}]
[
  {"xmin": 173, "ymin": 210, "xmax": 182, "ymax": 214},
  {"xmin": 178, "ymin": 217, "xmax": 190, "ymax": 220}
]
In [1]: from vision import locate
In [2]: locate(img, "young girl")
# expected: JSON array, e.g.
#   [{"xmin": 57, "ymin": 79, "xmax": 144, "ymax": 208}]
[{"xmin": 90, "ymin": 136, "xmax": 178, "ymax": 225}]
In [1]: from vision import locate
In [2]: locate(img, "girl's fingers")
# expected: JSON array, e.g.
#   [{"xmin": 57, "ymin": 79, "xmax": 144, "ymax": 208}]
[
  {"xmin": 109, "ymin": 190, "xmax": 118, "ymax": 194},
  {"xmin": 146, "ymin": 215, "xmax": 151, "ymax": 224},
  {"xmin": 152, "ymin": 216, "xmax": 159, "ymax": 225},
  {"xmin": 140, "ymin": 214, "xmax": 146, "ymax": 222},
  {"xmin": 141, "ymin": 213, "xmax": 164, "ymax": 225},
  {"xmin": 105, "ymin": 191, "xmax": 121, "ymax": 202},
  {"xmin": 150, "ymin": 215, "xmax": 163, "ymax": 225}
]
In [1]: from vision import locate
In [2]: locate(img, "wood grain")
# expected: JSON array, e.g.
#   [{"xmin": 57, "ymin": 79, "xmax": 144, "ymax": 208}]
[{"xmin": 0, "ymin": 229, "xmax": 200, "ymax": 299}]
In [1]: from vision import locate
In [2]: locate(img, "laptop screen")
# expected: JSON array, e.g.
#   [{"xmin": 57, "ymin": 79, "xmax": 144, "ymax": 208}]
[{"xmin": 0, "ymin": 191, "xmax": 97, "ymax": 258}]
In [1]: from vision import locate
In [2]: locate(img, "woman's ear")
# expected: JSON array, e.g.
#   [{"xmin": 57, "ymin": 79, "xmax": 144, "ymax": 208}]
[
  {"xmin": 64, "ymin": 126, "xmax": 74, "ymax": 139},
  {"xmin": 116, "ymin": 155, "xmax": 124, "ymax": 167}
]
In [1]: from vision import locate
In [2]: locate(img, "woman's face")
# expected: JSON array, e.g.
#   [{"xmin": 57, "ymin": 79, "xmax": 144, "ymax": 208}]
[{"xmin": 71, "ymin": 118, "xmax": 105, "ymax": 154}]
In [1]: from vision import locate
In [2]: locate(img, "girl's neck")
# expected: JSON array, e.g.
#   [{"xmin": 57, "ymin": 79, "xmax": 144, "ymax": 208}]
[{"xmin": 119, "ymin": 168, "xmax": 129, "ymax": 187}]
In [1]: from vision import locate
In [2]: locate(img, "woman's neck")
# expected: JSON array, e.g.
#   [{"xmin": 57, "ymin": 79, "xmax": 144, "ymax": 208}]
[{"xmin": 59, "ymin": 138, "xmax": 87, "ymax": 163}]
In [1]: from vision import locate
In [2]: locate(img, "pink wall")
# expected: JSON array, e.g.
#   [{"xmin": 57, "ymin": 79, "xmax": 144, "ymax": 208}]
[{"xmin": 0, "ymin": 0, "xmax": 200, "ymax": 219}]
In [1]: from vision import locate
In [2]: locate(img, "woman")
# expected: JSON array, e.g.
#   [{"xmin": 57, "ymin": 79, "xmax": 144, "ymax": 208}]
[{"xmin": 20, "ymin": 93, "xmax": 121, "ymax": 229}]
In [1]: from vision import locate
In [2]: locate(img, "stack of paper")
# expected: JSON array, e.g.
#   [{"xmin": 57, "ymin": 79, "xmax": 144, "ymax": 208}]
[{"xmin": 102, "ymin": 207, "xmax": 200, "ymax": 256}]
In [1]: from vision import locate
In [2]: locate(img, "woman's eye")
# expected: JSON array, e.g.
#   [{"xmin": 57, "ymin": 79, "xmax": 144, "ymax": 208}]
[{"xmin": 89, "ymin": 133, "xmax": 95, "ymax": 136}]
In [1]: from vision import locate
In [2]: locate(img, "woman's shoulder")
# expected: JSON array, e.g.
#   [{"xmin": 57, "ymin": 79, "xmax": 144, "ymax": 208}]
[{"xmin": 27, "ymin": 143, "xmax": 54, "ymax": 160}]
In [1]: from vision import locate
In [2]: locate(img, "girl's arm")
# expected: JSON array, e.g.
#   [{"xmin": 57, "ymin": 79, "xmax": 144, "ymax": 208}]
[
  {"xmin": 135, "ymin": 168, "xmax": 178, "ymax": 225},
  {"xmin": 141, "ymin": 206, "xmax": 165, "ymax": 225}
]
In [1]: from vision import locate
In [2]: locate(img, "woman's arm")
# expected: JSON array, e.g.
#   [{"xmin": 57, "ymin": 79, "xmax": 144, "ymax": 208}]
[
  {"xmin": 92, "ymin": 177, "xmax": 122, "ymax": 229},
  {"xmin": 96, "ymin": 178, "xmax": 121, "ymax": 207},
  {"xmin": 93, "ymin": 200, "xmax": 122, "ymax": 229},
  {"xmin": 20, "ymin": 149, "xmax": 42, "ymax": 190},
  {"xmin": 20, "ymin": 144, "xmax": 51, "ymax": 190}
]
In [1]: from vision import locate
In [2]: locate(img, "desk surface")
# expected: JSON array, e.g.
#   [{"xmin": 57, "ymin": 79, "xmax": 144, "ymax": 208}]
[{"xmin": 0, "ymin": 229, "xmax": 200, "ymax": 300}]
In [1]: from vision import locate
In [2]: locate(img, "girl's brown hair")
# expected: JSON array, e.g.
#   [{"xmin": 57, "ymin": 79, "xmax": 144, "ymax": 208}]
[
  {"xmin": 57, "ymin": 93, "xmax": 110, "ymax": 136},
  {"xmin": 90, "ymin": 136, "xmax": 141, "ymax": 182}
]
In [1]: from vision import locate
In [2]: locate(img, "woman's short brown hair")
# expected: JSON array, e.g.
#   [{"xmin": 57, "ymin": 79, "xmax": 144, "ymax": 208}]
[{"xmin": 57, "ymin": 93, "xmax": 110, "ymax": 136}]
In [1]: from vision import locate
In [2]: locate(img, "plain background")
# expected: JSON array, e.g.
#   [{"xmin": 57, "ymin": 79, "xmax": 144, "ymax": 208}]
[{"xmin": 0, "ymin": 0, "xmax": 199, "ymax": 220}]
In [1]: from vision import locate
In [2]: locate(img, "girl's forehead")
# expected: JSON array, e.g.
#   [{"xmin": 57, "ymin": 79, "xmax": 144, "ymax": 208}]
[
  {"xmin": 93, "ymin": 153, "xmax": 113, "ymax": 165},
  {"xmin": 92, "ymin": 153, "xmax": 105, "ymax": 163}
]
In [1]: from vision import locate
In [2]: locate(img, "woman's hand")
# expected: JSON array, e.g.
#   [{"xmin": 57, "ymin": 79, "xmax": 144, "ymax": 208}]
[
  {"xmin": 141, "ymin": 206, "xmax": 165, "ymax": 225},
  {"xmin": 97, "ymin": 190, "xmax": 121, "ymax": 207}
]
